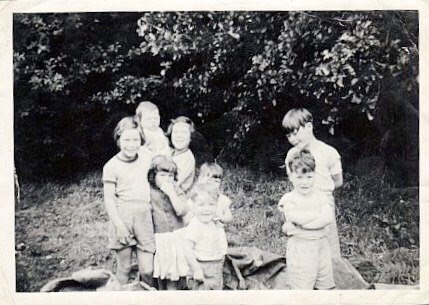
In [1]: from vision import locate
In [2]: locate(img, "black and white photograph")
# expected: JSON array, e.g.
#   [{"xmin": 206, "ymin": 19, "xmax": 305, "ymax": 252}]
[{"xmin": 1, "ymin": 0, "xmax": 428, "ymax": 304}]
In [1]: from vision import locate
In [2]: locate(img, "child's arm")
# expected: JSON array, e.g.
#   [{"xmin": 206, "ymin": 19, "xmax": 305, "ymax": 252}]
[
  {"xmin": 283, "ymin": 201, "xmax": 319, "ymax": 226},
  {"xmin": 103, "ymin": 182, "xmax": 132, "ymax": 244},
  {"xmin": 282, "ymin": 220, "xmax": 298, "ymax": 234},
  {"xmin": 159, "ymin": 183, "xmax": 189, "ymax": 217},
  {"xmin": 217, "ymin": 196, "xmax": 233, "ymax": 223},
  {"xmin": 219, "ymin": 207, "xmax": 233, "ymax": 223},
  {"xmin": 332, "ymin": 172, "xmax": 343, "ymax": 189},
  {"xmin": 182, "ymin": 199, "xmax": 195, "ymax": 225},
  {"xmin": 183, "ymin": 239, "xmax": 204, "ymax": 282},
  {"xmin": 330, "ymin": 148, "xmax": 343, "ymax": 189},
  {"xmin": 279, "ymin": 194, "xmax": 317, "ymax": 225},
  {"xmin": 301, "ymin": 200, "xmax": 333, "ymax": 230},
  {"xmin": 176, "ymin": 154, "xmax": 196, "ymax": 192}
]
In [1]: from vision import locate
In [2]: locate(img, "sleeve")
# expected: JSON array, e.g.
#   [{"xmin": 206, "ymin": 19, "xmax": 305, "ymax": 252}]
[
  {"xmin": 278, "ymin": 193, "xmax": 292, "ymax": 212},
  {"xmin": 183, "ymin": 220, "xmax": 200, "ymax": 245},
  {"xmin": 102, "ymin": 161, "xmax": 117, "ymax": 184},
  {"xmin": 281, "ymin": 198, "xmax": 298, "ymax": 215},
  {"xmin": 161, "ymin": 146, "xmax": 173, "ymax": 157},
  {"xmin": 329, "ymin": 147, "xmax": 342, "ymax": 175}
]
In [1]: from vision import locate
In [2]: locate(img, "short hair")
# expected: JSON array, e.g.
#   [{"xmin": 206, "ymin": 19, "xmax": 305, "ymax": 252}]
[
  {"xmin": 147, "ymin": 155, "xmax": 178, "ymax": 187},
  {"xmin": 198, "ymin": 163, "xmax": 224, "ymax": 181},
  {"xmin": 282, "ymin": 108, "xmax": 313, "ymax": 134},
  {"xmin": 113, "ymin": 116, "xmax": 140, "ymax": 146},
  {"xmin": 135, "ymin": 101, "xmax": 159, "ymax": 121},
  {"xmin": 287, "ymin": 149, "xmax": 316, "ymax": 174},
  {"xmin": 166, "ymin": 116, "xmax": 195, "ymax": 137},
  {"xmin": 189, "ymin": 182, "xmax": 218, "ymax": 205}
]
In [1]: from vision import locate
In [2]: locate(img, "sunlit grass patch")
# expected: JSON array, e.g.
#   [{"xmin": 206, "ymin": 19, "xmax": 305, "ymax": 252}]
[{"xmin": 15, "ymin": 167, "xmax": 419, "ymax": 291}]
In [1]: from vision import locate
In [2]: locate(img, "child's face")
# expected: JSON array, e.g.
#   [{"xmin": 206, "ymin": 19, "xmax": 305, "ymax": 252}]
[
  {"xmin": 140, "ymin": 109, "xmax": 160, "ymax": 131},
  {"xmin": 289, "ymin": 170, "xmax": 315, "ymax": 196},
  {"xmin": 171, "ymin": 122, "xmax": 191, "ymax": 150},
  {"xmin": 192, "ymin": 194, "xmax": 217, "ymax": 223},
  {"xmin": 201, "ymin": 174, "xmax": 222, "ymax": 191},
  {"xmin": 286, "ymin": 123, "xmax": 312, "ymax": 147},
  {"xmin": 118, "ymin": 129, "xmax": 141, "ymax": 159},
  {"xmin": 155, "ymin": 171, "xmax": 174, "ymax": 188}
]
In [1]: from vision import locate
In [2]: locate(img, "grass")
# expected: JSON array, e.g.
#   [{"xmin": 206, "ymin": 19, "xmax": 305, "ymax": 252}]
[{"xmin": 15, "ymin": 168, "xmax": 419, "ymax": 292}]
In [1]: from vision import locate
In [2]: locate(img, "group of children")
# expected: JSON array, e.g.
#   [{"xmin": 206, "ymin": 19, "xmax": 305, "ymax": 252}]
[
  {"xmin": 103, "ymin": 102, "xmax": 343, "ymax": 290},
  {"xmin": 103, "ymin": 102, "xmax": 232, "ymax": 290}
]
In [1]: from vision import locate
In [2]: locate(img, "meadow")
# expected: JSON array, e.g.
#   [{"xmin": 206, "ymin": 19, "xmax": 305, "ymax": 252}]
[{"xmin": 15, "ymin": 167, "xmax": 419, "ymax": 292}]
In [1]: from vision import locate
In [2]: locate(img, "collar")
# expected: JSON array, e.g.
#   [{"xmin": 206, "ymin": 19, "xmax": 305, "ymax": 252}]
[
  {"xmin": 115, "ymin": 153, "xmax": 138, "ymax": 163},
  {"xmin": 305, "ymin": 137, "xmax": 318, "ymax": 149},
  {"xmin": 172, "ymin": 148, "xmax": 189, "ymax": 157}
]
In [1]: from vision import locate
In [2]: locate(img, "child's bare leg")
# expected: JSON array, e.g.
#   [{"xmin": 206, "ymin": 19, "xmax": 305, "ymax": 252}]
[
  {"xmin": 115, "ymin": 247, "xmax": 133, "ymax": 285},
  {"xmin": 137, "ymin": 249, "xmax": 154, "ymax": 286}
]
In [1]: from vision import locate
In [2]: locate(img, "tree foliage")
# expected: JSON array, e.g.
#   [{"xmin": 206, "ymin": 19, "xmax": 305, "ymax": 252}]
[{"xmin": 13, "ymin": 11, "xmax": 418, "ymax": 181}]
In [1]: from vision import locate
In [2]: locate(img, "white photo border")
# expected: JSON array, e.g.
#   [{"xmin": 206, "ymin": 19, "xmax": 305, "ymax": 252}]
[{"xmin": 0, "ymin": 0, "xmax": 428, "ymax": 304}]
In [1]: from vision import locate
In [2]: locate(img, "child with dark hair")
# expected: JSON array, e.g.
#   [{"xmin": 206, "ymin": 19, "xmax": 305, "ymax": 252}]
[
  {"xmin": 148, "ymin": 155, "xmax": 189, "ymax": 234},
  {"xmin": 167, "ymin": 116, "xmax": 196, "ymax": 192},
  {"xmin": 148, "ymin": 155, "xmax": 190, "ymax": 290},
  {"xmin": 278, "ymin": 149, "xmax": 335, "ymax": 290},
  {"xmin": 102, "ymin": 116, "xmax": 155, "ymax": 286},
  {"xmin": 282, "ymin": 108, "xmax": 343, "ymax": 258}
]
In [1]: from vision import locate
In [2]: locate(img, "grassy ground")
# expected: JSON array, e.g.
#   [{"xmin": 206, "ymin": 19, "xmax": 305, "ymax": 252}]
[{"xmin": 15, "ymin": 168, "xmax": 419, "ymax": 292}]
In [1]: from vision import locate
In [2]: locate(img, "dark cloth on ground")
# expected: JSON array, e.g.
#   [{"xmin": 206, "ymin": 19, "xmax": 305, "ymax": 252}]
[
  {"xmin": 224, "ymin": 247, "xmax": 371, "ymax": 290},
  {"xmin": 42, "ymin": 247, "xmax": 410, "ymax": 292}
]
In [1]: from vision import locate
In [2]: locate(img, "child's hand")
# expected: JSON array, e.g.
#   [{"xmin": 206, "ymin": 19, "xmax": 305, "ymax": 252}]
[
  {"xmin": 158, "ymin": 182, "xmax": 176, "ymax": 197},
  {"xmin": 282, "ymin": 222, "xmax": 298, "ymax": 235},
  {"xmin": 116, "ymin": 222, "xmax": 133, "ymax": 245},
  {"xmin": 214, "ymin": 219, "xmax": 225, "ymax": 228},
  {"xmin": 193, "ymin": 269, "xmax": 205, "ymax": 282},
  {"xmin": 238, "ymin": 279, "xmax": 247, "ymax": 290},
  {"xmin": 281, "ymin": 222, "xmax": 289, "ymax": 234},
  {"xmin": 293, "ymin": 222, "xmax": 304, "ymax": 229}
]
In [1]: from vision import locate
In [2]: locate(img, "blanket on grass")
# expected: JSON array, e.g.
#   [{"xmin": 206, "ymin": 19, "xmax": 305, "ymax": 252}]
[{"xmin": 41, "ymin": 247, "xmax": 408, "ymax": 291}]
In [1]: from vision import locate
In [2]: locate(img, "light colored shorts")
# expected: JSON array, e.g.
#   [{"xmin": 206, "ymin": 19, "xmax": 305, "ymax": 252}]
[
  {"xmin": 286, "ymin": 237, "xmax": 335, "ymax": 290},
  {"xmin": 188, "ymin": 258, "xmax": 225, "ymax": 290},
  {"xmin": 108, "ymin": 201, "xmax": 155, "ymax": 253}
]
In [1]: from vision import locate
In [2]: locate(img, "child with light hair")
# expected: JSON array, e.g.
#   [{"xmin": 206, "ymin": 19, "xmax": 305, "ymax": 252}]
[
  {"xmin": 183, "ymin": 183, "xmax": 228, "ymax": 290},
  {"xmin": 278, "ymin": 149, "xmax": 335, "ymax": 290},
  {"xmin": 102, "ymin": 116, "xmax": 155, "ymax": 286},
  {"xmin": 196, "ymin": 163, "xmax": 233, "ymax": 226},
  {"xmin": 282, "ymin": 108, "xmax": 343, "ymax": 258},
  {"xmin": 167, "ymin": 116, "xmax": 196, "ymax": 192},
  {"xmin": 135, "ymin": 101, "xmax": 171, "ymax": 157}
]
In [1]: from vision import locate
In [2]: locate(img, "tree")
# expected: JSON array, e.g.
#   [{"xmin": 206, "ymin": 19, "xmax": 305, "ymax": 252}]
[{"xmin": 13, "ymin": 11, "xmax": 418, "ymax": 180}]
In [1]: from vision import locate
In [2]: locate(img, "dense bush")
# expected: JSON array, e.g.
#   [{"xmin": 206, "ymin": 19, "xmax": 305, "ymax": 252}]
[{"xmin": 13, "ymin": 11, "xmax": 418, "ymax": 183}]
